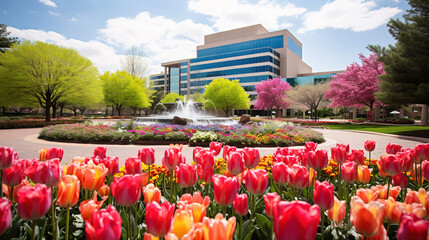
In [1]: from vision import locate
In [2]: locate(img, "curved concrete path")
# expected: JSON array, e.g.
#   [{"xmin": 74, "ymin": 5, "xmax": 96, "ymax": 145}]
[{"xmin": 0, "ymin": 127, "xmax": 427, "ymax": 166}]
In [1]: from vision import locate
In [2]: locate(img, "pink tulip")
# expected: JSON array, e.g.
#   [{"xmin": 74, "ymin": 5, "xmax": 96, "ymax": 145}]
[
  {"xmin": 331, "ymin": 146, "xmax": 347, "ymax": 164},
  {"xmin": 287, "ymin": 164, "xmax": 309, "ymax": 189},
  {"xmin": 192, "ymin": 147, "xmax": 205, "ymax": 164},
  {"xmin": 111, "ymin": 174, "xmax": 142, "ymax": 207},
  {"xmin": 145, "ymin": 201, "xmax": 175, "ymax": 237},
  {"xmin": 125, "ymin": 157, "xmax": 142, "ymax": 174},
  {"xmin": 233, "ymin": 194, "xmax": 248, "ymax": 216},
  {"xmin": 397, "ymin": 213, "xmax": 429, "ymax": 240},
  {"xmin": 0, "ymin": 147, "xmax": 18, "ymax": 170},
  {"xmin": 104, "ymin": 156, "xmax": 119, "ymax": 176},
  {"xmin": 272, "ymin": 161, "xmax": 288, "ymax": 185},
  {"xmin": 222, "ymin": 146, "xmax": 236, "ymax": 161},
  {"xmin": 85, "ymin": 206, "xmax": 122, "ymax": 240},
  {"xmin": 275, "ymin": 147, "xmax": 290, "ymax": 156},
  {"xmin": 414, "ymin": 144, "xmax": 429, "ymax": 163},
  {"xmin": 93, "ymin": 147, "xmax": 107, "ymax": 159},
  {"xmin": 380, "ymin": 154, "xmax": 403, "ymax": 176},
  {"xmin": 341, "ymin": 161, "xmax": 357, "ymax": 183},
  {"xmin": 348, "ymin": 150, "xmax": 365, "ymax": 165},
  {"xmin": 245, "ymin": 169, "xmax": 269, "ymax": 195},
  {"xmin": 227, "ymin": 151, "xmax": 245, "ymax": 175},
  {"xmin": 199, "ymin": 166, "xmax": 214, "ymax": 184},
  {"xmin": 336, "ymin": 144, "xmax": 350, "ymax": 153},
  {"xmin": 263, "ymin": 192, "xmax": 280, "ymax": 218},
  {"xmin": 212, "ymin": 174, "xmax": 238, "ymax": 206},
  {"xmin": 209, "ymin": 142, "xmax": 222, "ymax": 156},
  {"xmin": 25, "ymin": 159, "xmax": 62, "ymax": 187},
  {"xmin": 2, "ymin": 161, "xmax": 25, "ymax": 187},
  {"xmin": 242, "ymin": 148, "xmax": 260, "ymax": 169},
  {"xmin": 163, "ymin": 147, "xmax": 185, "ymax": 171},
  {"xmin": 386, "ymin": 143, "xmax": 402, "ymax": 155},
  {"xmin": 364, "ymin": 141, "xmax": 376, "ymax": 152},
  {"xmin": 138, "ymin": 148, "xmax": 155, "ymax": 166},
  {"xmin": 308, "ymin": 150, "xmax": 328, "ymax": 170},
  {"xmin": 17, "ymin": 184, "xmax": 51, "ymax": 220},
  {"xmin": 0, "ymin": 198, "xmax": 12, "ymax": 235},
  {"xmin": 422, "ymin": 160, "xmax": 429, "ymax": 180},
  {"xmin": 397, "ymin": 151, "xmax": 413, "ymax": 172},
  {"xmin": 305, "ymin": 142, "xmax": 317, "ymax": 152},
  {"xmin": 176, "ymin": 163, "xmax": 197, "ymax": 188},
  {"xmin": 313, "ymin": 180, "xmax": 334, "ymax": 211}
]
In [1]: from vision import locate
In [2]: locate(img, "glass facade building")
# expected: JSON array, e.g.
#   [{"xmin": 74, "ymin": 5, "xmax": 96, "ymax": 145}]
[{"xmin": 150, "ymin": 24, "xmax": 341, "ymax": 103}]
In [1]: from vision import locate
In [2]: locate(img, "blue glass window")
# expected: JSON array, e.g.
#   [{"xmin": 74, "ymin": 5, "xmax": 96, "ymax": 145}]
[
  {"xmin": 285, "ymin": 74, "xmax": 336, "ymax": 87},
  {"xmin": 180, "ymin": 67, "xmax": 188, "ymax": 74},
  {"xmin": 169, "ymin": 67, "xmax": 180, "ymax": 94},
  {"xmin": 190, "ymin": 65, "xmax": 279, "ymax": 79},
  {"xmin": 190, "ymin": 47, "xmax": 280, "ymax": 64},
  {"xmin": 180, "ymin": 62, "xmax": 188, "ymax": 66},
  {"xmin": 242, "ymin": 85, "xmax": 256, "ymax": 91},
  {"xmin": 180, "ymin": 83, "xmax": 187, "ymax": 88},
  {"xmin": 287, "ymin": 35, "xmax": 302, "ymax": 58},
  {"xmin": 190, "ymin": 56, "xmax": 279, "ymax": 72},
  {"xmin": 181, "ymin": 75, "xmax": 187, "ymax": 81},
  {"xmin": 152, "ymin": 80, "xmax": 165, "ymax": 86},
  {"xmin": 150, "ymin": 75, "xmax": 165, "ymax": 80},
  {"xmin": 197, "ymin": 36, "xmax": 283, "ymax": 57}
]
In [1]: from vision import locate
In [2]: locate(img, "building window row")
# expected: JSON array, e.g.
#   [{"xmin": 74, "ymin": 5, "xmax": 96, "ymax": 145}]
[
  {"xmin": 190, "ymin": 55, "xmax": 279, "ymax": 72},
  {"xmin": 189, "ymin": 75, "xmax": 274, "ymax": 87},
  {"xmin": 197, "ymin": 35, "xmax": 284, "ymax": 58},
  {"xmin": 190, "ymin": 65, "xmax": 280, "ymax": 79},
  {"xmin": 150, "ymin": 75, "xmax": 165, "ymax": 80},
  {"xmin": 191, "ymin": 47, "xmax": 280, "ymax": 64}
]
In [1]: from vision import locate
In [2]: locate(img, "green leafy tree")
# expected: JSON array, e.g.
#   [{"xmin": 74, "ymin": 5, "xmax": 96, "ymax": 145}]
[
  {"xmin": 368, "ymin": 0, "xmax": 429, "ymax": 124},
  {"xmin": 127, "ymin": 76, "xmax": 152, "ymax": 116},
  {"xmin": 0, "ymin": 41, "xmax": 99, "ymax": 121},
  {"xmin": 186, "ymin": 93, "xmax": 206, "ymax": 103},
  {"xmin": 101, "ymin": 71, "xmax": 150, "ymax": 116},
  {"xmin": 0, "ymin": 24, "xmax": 18, "ymax": 53},
  {"xmin": 160, "ymin": 92, "xmax": 185, "ymax": 104},
  {"xmin": 203, "ymin": 78, "xmax": 250, "ymax": 116}
]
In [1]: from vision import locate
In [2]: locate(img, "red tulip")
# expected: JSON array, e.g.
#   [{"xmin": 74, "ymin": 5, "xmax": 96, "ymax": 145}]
[
  {"xmin": 138, "ymin": 148, "xmax": 155, "ymax": 165},
  {"xmin": 380, "ymin": 154, "xmax": 403, "ymax": 176},
  {"xmin": 222, "ymin": 146, "xmax": 236, "ymax": 161},
  {"xmin": 364, "ymin": 141, "xmax": 376, "ymax": 152},
  {"xmin": 287, "ymin": 164, "xmax": 309, "ymax": 189},
  {"xmin": 25, "ymin": 159, "xmax": 62, "ymax": 187},
  {"xmin": 337, "ymin": 144, "xmax": 350, "ymax": 153},
  {"xmin": 331, "ymin": 146, "xmax": 347, "ymax": 164},
  {"xmin": 17, "ymin": 184, "xmax": 51, "ymax": 220},
  {"xmin": 111, "ymin": 174, "xmax": 142, "ymax": 207},
  {"xmin": 163, "ymin": 147, "xmax": 185, "ymax": 171},
  {"xmin": 398, "ymin": 151, "xmax": 413, "ymax": 172},
  {"xmin": 280, "ymin": 155, "xmax": 300, "ymax": 167},
  {"xmin": 242, "ymin": 148, "xmax": 260, "ymax": 169},
  {"xmin": 85, "ymin": 205, "xmax": 122, "ymax": 240},
  {"xmin": 313, "ymin": 180, "xmax": 334, "ymax": 211},
  {"xmin": 263, "ymin": 192, "xmax": 280, "ymax": 218},
  {"xmin": 392, "ymin": 173, "xmax": 408, "ymax": 189},
  {"xmin": 145, "ymin": 201, "xmax": 175, "ymax": 237},
  {"xmin": 274, "ymin": 200, "xmax": 320, "ymax": 240},
  {"xmin": 0, "ymin": 147, "xmax": 18, "ymax": 170},
  {"xmin": 386, "ymin": 143, "xmax": 402, "ymax": 155},
  {"xmin": 308, "ymin": 150, "xmax": 328, "ymax": 170},
  {"xmin": 0, "ymin": 198, "xmax": 12, "ymax": 235},
  {"xmin": 341, "ymin": 161, "xmax": 357, "ymax": 183},
  {"xmin": 176, "ymin": 163, "xmax": 197, "ymax": 188},
  {"xmin": 209, "ymin": 142, "xmax": 222, "ymax": 156},
  {"xmin": 305, "ymin": 142, "xmax": 317, "ymax": 152},
  {"xmin": 397, "ymin": 214, "xmax": 429, "ymax": 240},
  {"xmin": 192, "ymin": 147, "xmax": 204, "ymax": 163},
  {"xmin": 39, "ymin": 147, "xmax": 63, "ymax": 161},
  {"xmin": 245, "ymin": 169, "xmax": 269, "ymax": 195},
  {"xmin": 199, "ymin": 165, "xmax": 214, "ymax": 184},
  {"xmin": 104, "ymin": 156, "xmax": 119, "ymax": 176},
  {"xmin": 2, "ymin": 161, "xmax": 25, "ymax": 187},
  {"xmin": 422, "ymin": 160, "xmax": 429, "ymax": 180},
  {"xmin": 125, "ymin": 157, "xmax": 142, "ymax": 174},
  {"xmin": 272, "ymin": 161, "xmax": 288, "ymax": 185},
  {"xmin": 93, "ymin": 147, "xmax": 107, "ymax": 159},
  {"xmin": 348, "ymin": 150, "xmax": 365, "ymax": 165},
  {"xmin": 198, "ymin": 151, "xmax": 215, "ymax": 170},
  {"xmin": 414, "ymin": 144, "xmax": 429, "ymax": 163},
  {"xmin": 233, "ymin": 194, "xmax": 248, "ymax": 216},
  {"xmin": 212, "ymin": 174, "xmax": 238, "ymax": 206},
  {"xmin": 227, "ymin": 151, "xmax": 245, "ymax": 175}
]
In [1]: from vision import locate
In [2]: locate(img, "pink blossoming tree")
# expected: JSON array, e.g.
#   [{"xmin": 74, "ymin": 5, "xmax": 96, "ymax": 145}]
[
  {"xmin": 254, "ymin": 78, "xmax": 291, "ymax": 118},
  {"xmin": 324, "ymin": 54, "xmax": 385, "ymax": 121}
]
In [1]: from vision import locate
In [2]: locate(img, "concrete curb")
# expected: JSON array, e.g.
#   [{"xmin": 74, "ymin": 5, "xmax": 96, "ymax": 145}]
[{"xmin": 326, "ymin": 129, "xmax": 429, "ymax": 143}]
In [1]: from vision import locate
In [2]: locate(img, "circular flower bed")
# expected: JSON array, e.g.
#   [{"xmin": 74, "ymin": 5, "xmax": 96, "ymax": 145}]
[
  {"xmin": 38, "ymin": 121, "xmax": 325, "ymax": 147},
  {"xmin": 1, "ymin": 142, "xmax": 429, "ymax": 239}
]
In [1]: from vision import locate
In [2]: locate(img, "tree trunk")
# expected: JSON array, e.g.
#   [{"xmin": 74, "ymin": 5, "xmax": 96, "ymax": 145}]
[
  {"xmin": 314, "ymin": 108, "xmax": 318, "ymax": 121},
  {"xmin": 45, "ymin": 102, "xmax": 51, "ymax": 122},
  {"xmin": 73, "ymin": 109, "xmax": 78, "ymax": 116},
  {"xmin": 52, "ymin": 106, "xmax": 56, "ymax": 119},
  {"xmin": 421, "ymin": 104, "xmax": 428, "ymax": 126},
  {"xmin": 133, "ymin": 108, "xmax": 137, "ymax": 117},
  {"xmin": 117, "ymin": 106, "xmax": 122, "ymax": 116},
  {"xmin": 60, "ymin": 106, "xmax": 64, "ymax": 117}
]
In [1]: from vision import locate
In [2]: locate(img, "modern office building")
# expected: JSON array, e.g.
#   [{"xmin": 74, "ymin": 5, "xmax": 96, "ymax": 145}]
[{"xmin": 150, "ymin": 24, "xmax": 341, "ymax": 101}]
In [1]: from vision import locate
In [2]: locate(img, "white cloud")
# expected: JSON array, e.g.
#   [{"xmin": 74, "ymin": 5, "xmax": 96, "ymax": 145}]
[
  {"xmin": 3, "ymin": 11, "xmax": 7, "ymax": 15},
  {"xmin": 49, "ymin": 11, "xmax": 60, "ymax": 16},
  {"xmin": 98, "ymin": 11, "xmax": 214, "ymax": 72},
  {"xmin": 39, "ymin": 0, "xmax": 57, "ymax": 8},
  {"xmin": 188, "ymin": 0, "xmax": 306, "ymax": 31},
  {"xmin": 298, "ymin": 0, "xmax": 401, "ymax": 33},
  {"xmin": 8, "ymin": 27, "xmax": 127, "ymax": 73},
  {"xmin": 70, "ymin": 17, "xmax": 77, "ymax": 22}
]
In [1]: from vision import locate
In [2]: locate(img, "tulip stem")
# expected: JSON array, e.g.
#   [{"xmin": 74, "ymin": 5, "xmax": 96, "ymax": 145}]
[
  {"xmin": 239, "ymin": 216, "xmax": 243, "ymax": 240},
  {"xmin": 321, "ymin": 211, "xmax": 325, "ymax": 240},
  {"xmin": 368, "ymin": 152, "xmax": 371, "ymax": 162},
  {"xmin": 51, "ymin": 189, "xmax": 57, "ymax": 240},
  {"xmin": 338, "ymin": 163, "xmax": 342, "ymax": 200},
  {"xmin": 222, "ymin": 205, "xmax": 226, "ymax": 217},
  {"xmin": 419, "ymin": 162, "xmax": 423, "ymax": 187},
  {"xmin": 270, "ymin": 218, "xmax": 274, "ymax": 240},
  {"xmin": 65, "ymin": 207, "xmax": 70, "ymax": 240},
  {"xmin": 386, "ymin": 221, "xmax": 391, "ymax": 234},
  {"xmin": 127, "ymin": 206, "xmax": 132, "ymax": 240},
  {"xmin": 148, "ymin": 164, "xmax": 151, "ymax": 183},
  {"xmin": 0, "ymin": 170, "xmax": 2, "ymax": 198},
  {"xmin": 169, "ymin": 171, "xmax": 173, "ymax": 202},
  {"xmin": 246, "ymin": 194, "xmax": 255, "ymax": 240},
  {"xmin": 31, "ymin": 220, "xmax": 36, "ymax": 240},
  {"xmin": 85, "ymin": 189, "xmax": 88, "ymax": 200},
  {"xmin": 386, "ymin": 176, "xmax": 391, "ymax": 200}
]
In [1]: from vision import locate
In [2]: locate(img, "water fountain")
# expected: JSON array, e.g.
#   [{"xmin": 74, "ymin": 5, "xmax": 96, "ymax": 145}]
[{"xmin": 134, "ymin": 99, "xmax": 236, "ymax": 125}]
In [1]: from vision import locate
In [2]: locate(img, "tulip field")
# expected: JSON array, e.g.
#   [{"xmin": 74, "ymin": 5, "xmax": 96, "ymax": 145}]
[{"xmin": 0, "ymin": 141, "xmax": 429, "ymax": 240}]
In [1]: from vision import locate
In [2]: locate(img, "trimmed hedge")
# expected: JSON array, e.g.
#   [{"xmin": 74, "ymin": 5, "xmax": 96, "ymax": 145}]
[{"xmin": 0, "ymin": 119, "xmax": 86, "ymax": 129}]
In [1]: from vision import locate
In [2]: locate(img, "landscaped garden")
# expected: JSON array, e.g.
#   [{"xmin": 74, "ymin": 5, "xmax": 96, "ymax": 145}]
[
  {"xmin": 1, "ymin": 141, "xmax": 429, "ymax": 239},
  {"xmin": 38, "ymin": 121, "xmax": 325, "ymax": 147}
]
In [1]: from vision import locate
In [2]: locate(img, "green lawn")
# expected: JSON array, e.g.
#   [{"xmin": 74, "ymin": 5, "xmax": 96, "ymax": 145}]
[{"xmin": 323, "ymin": 124, "xmax": 429, "ymax": 138}]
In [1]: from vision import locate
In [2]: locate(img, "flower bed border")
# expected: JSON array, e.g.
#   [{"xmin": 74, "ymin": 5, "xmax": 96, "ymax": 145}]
[{"xmin": 0, "ymin": 119, "xmax": 86, "ymax": 129}]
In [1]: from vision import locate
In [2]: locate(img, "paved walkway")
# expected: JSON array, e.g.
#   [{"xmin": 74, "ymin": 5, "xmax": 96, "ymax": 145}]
[{"xmin": 0, "ymin": 127, "xmax": 427, "ymax": 166}]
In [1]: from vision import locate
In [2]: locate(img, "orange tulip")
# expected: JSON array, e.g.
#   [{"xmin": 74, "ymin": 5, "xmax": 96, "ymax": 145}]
[
  {"xmin": 182, "ymin": 222, "xmax": 204, "ymax": 240},
  {"xmin": 357, "ymin": 165, "xmax": 372, "ymax": 184},
  {"xmin": 350, "ymin": 196, "xmax": 384, "ymax": 237},
  {"xmin": 178, "ymin": 192, "xmax": 211, "ymax": 223},
  {"xmin": 82, "ymin": 163, "xmax": 108, "ymax": 191},
  {"xmin": 327, "ymin": 196, "xmax": 346, "ymax": 225},
  {"xmin": 79, "ymin": 191, "xmax": 107, "ymax": 220},
  {"xmin": 98, "ymin": 184, "xmax": 110, "ymax": 198},
  {"xmin": 378, "ymin": 197, "xmax": 404, "ymax": 224},
  {"xmin": 171, "ymin": 209, "xmax": 194, "ymax": 239},
  {"xmin": 143, "ymin": 183, "xmax": 162, "ymax": 204},
  {"xmin": 202, "ymin": 214, "xmax": 236, "ymax": 240},
  {"xmin": 402, "ymin": 202, "xmax": 426, "ymax": 218},
  {"xmin": 405, "ymin": 188, "xmax": 429, "ymax": 216},
  {"xmin": 371, "ymin": 185, "xmax": 400, "ymax": 200},
  {"xmin": 356, "ymin": 188, "xmax": 379, "ymax": 203},
  {"xmin": 57, "ymin": 175, "xmax": 80, "ymax": 208}
]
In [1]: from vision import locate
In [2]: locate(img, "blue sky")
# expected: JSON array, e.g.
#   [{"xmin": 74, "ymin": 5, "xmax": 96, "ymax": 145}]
[{"xmin": 0, "ymin": 0, "xmax": 409, "ymax": 75}]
